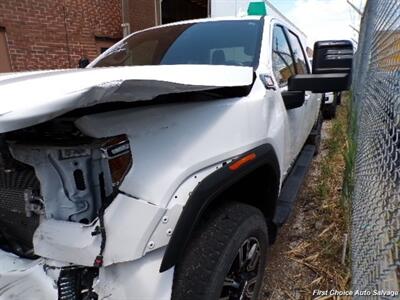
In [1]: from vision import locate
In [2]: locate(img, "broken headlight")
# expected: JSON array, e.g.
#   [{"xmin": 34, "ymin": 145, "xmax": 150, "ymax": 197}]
[{"xmin": 102, "ymin": 135, "xmax": 132, "ymax": 187}]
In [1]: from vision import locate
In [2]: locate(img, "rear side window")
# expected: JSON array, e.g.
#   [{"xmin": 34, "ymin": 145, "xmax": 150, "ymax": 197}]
[
  {"xmin": 287, "ymin": 31, "xmax": 310, "ymax": 74},
  {"xmin": 272, "ymin": 26, "xmax": 295, "ymax": 87}
]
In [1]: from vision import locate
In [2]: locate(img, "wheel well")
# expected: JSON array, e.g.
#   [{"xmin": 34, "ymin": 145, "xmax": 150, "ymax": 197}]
[
  {"xmin": 200, "ymin": 164, "xmax": 280, "ymax": 243},
  {"xmin": 160, "ymin": 144, "xmax": 280, "ymax": 272}
]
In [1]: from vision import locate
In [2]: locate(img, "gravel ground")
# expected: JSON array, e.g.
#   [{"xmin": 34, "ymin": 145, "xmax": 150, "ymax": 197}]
[{"xmin": 260, "ymin": 116, "xmax": 349, "ymax": 300}]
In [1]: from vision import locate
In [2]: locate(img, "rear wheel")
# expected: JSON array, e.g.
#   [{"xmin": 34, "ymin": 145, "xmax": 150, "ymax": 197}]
[
  {"xmin": 336, "ymin": 92, "xmax": 342, "ymax": 105},
  {"xmin": 322, "ymin": 96, "xmax": 337, "ymax": 119},
  {"xmin": 307, "ymin": 111, "xmax": 323, "ymax": 155},
  {"xmin": 172, "ymin": 202, "xmax": 268, "ymax": 300}
]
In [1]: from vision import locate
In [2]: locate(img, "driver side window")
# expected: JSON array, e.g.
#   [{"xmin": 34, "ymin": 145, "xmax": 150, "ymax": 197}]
[{"xmin": 272, "ymin": 25, "xmax": 295, "ymax": 88}]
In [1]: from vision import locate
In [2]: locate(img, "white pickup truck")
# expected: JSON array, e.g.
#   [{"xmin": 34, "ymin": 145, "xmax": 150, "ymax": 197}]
[{"xmin": 0, "ymin": 11, "xmax": 352, "ymax": 300}]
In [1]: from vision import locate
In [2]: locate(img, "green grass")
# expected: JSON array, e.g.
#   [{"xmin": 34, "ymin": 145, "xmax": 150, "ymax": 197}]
[
  {"xmin": 315, "ymin": 92, "xmax": 352, "ymax": 267},
  {"xmin": 315, "ymin": 96, "xmax": 349, "ymax": 204},
  {"xmin": 279, "ymin": 94, "xmax": 354, "ymax": 293},
  {"xmin": 342, "ymin": 92, "xmax": 357, "ymax": 225}
]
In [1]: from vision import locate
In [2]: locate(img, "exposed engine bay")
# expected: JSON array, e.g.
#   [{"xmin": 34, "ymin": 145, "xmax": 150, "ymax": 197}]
[{"xmin": 0, "ymin": 119, "xmax": 132, "ymax": 259}]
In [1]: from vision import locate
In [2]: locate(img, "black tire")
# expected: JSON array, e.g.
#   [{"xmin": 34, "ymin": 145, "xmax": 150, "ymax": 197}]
[
  {"xmin": 307, "ymin": 111, "xmax": 323, "ymax": 155},
  {"xmin": 172, "ymin": 202, "xmax": 268, "ymax": 300},
  {"xmin": 322, "ymin": 97, "xmax": 337, "ymax": 119}
]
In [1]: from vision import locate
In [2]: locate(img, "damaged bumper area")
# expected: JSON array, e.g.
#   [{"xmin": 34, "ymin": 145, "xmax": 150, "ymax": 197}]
[
  {"xmin": 0, "ymin": 129, "xmax": 134, "ymax": 260},
  {"xmin": 0, "ymin": 127, "xmax": 165, "ymax": 263},
  {"xmin": 0, "ymin": 247, "xmax": 174, "ymax": 300},
  {"xmin": 0, "ymin": 249, "xmax": 102, "ymax": 300},
  {"xmin": 0, "ymin": 124, "xmax": 167, "ymax": 299},
  {"xmin": 0, "ymin": 196, "xmax": 166, "ymax": 300},
  {"xmin": 0, "ymin": 250, "xmax": 57, "ymax": 300}
]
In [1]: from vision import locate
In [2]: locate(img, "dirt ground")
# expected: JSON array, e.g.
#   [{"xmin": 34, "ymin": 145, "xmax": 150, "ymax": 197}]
[{"xmin": 260, "ymin": 101, "xmax": 351, "ymax": 300}]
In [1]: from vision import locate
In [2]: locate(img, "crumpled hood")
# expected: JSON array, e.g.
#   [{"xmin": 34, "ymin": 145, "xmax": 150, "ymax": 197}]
[{"xmin": 0, "ymin": 65, "xmax": 253, "ymax": 133}]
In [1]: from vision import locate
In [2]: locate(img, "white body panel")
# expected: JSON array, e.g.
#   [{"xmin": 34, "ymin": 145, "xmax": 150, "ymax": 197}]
[
  {"xmin": 33, "ymin": 194, "xmax": 165, "ymax": 266},
  {"xmin": 0, "ymin": 65, "xmax": 253, "ymax": 133},
  {"xmin": 0, "ymin": 248, "xmax": 172, "ymax": 300},
  {"xmin": 94, "ymin": 248, "xmax": 174, "ymax": 300},
  {"xmin": 76, "ymin": 88, "xmax": 284, "ymax": 208},
  {"xmin": 0, "ymin": 250, "xmax": 57, "ymax": 300}
]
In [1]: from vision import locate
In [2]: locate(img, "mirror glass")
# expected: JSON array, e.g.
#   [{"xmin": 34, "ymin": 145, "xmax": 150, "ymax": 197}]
[{"xmin": 312, "ymin": 40, "xmax": 353, "ymax": 75}]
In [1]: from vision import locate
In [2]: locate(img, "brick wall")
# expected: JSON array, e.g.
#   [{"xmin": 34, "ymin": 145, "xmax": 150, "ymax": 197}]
[
  {"xmin": 128, "ymin": 0, "xmax": 157, "ymax": 32},
  {"xmin": 0, "ymin": 0, "xmax": 124, "ymax": 71}
]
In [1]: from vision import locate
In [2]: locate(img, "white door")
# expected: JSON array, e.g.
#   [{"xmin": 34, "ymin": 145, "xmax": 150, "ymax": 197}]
[
  {"xmin": 285, "ymin": 29, "xmax": 320, "ymax": 143},
  {"xmin": 271, "ymin": 25, "xmax": 307, "ymax": 166}
]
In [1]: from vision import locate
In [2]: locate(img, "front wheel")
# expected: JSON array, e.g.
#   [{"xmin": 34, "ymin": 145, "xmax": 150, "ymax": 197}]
[{"xmin": 172, "ymin": 202, "xmax": 268, "ymax": 300}]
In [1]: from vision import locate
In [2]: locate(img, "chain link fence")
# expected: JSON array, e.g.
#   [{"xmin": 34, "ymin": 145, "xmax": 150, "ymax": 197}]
[{"xmin": 351, "ymin": 0, "xmax": 400, "ymax": 298}]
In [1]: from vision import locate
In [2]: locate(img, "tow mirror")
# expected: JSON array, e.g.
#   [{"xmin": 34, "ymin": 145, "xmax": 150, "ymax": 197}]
[
  {"xmin": 288, "ymin": 40, "xmax": 353, "ymax": 93},
  {"xmin": 312, "ymin": 40, "xmax": 353, "ymax": 74},
  {"xmin": 288, "ymin": 73, "xmax": 350, "ymax": 93}
]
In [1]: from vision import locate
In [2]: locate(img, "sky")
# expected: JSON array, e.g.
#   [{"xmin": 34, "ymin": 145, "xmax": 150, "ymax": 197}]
[{"xmin": 268, "ymin": 0, "xmax": 366, "ymax": 47}]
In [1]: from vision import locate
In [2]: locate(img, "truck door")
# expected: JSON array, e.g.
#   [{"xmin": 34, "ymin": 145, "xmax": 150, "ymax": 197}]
[
  {"xmin": 271, "ymin": 25, "xmax": 306, "ymax": 164},
  {"xmin": 286, "ymin": 30, "xmax": 320, "ymax": 145}
]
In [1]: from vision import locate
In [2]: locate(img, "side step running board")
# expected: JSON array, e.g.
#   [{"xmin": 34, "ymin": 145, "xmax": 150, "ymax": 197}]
[{"xmin": 273, "ymin": 144, "xmax": 316, "ymax": 226}]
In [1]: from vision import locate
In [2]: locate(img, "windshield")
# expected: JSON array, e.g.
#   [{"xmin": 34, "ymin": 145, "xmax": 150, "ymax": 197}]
[{"xmin": 92, "ymin": 20, "xmax": 263, "ymax": 68}]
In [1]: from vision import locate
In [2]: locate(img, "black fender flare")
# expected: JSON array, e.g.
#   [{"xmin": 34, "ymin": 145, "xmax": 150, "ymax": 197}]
[{"xmin": 159, "ymin": 144, "xmax": 280, "ymax": 272}]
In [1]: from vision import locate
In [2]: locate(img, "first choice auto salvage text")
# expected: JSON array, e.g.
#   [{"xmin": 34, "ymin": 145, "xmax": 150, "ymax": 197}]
[{"xmin": 313, "ymin": 289, "xmax": 399, "ymax": 297}]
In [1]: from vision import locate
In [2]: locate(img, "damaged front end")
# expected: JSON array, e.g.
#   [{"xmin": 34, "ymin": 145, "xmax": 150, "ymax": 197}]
[
  {"xmin": 0, "ymin": 64, "xmax": 255, "ymax": 299},
  {"xmin": 0, "ymin": 250, "xmax": 100, "ymax": 300},
  {"xmin": 0, "ymin": 121, "xmax": 132, "ymax": 299}
]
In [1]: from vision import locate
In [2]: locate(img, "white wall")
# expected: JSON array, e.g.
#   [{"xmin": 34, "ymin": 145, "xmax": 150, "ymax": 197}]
[
  {"xmin": 210, "ymin": 0, "xmax": 288, "ymax": 20},
  {"xmin": 210, "ymin": 0, "xmax": 307, "ymax": 42},
  {"xmin": 211, "ymin": 0, "xmax": 253, "ymax": 17}
]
